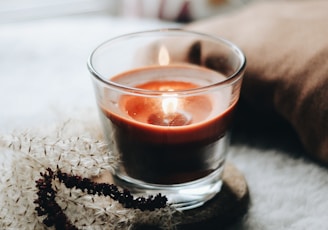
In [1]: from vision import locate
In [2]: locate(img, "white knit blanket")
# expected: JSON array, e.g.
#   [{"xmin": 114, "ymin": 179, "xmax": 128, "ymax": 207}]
[{"xmin": 1, "ymin": 15, "xmax": 328, "ymax": 230}]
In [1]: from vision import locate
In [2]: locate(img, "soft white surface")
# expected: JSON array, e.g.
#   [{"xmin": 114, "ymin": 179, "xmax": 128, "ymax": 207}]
[
  {"xmin": 1, "ymin": 15, "xmax": 328, "ymax": 229},
  {"xmin": 0, "ymin": 15, "xmax": 176, "ymax": 131}
]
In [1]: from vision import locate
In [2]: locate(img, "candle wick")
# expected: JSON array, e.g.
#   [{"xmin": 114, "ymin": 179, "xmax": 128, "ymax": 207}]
[{"xmin": 148, "ymin": 111, "xmax": 191, "ymax": 126}]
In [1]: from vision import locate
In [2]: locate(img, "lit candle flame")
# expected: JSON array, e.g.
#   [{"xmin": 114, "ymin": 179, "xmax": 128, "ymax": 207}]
[
  {"xmin": 158, "ymin": 45, "xmax": 170, "ymax": 66},
  {"xmin": 162, "ymin": 93, "xmax": 178, "ymax": 114}
]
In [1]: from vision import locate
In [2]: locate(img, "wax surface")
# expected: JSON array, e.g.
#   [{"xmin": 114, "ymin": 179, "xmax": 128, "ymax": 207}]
[{"xmin": 121, "ymin": 80, "xmax": 212, "ymax": 127}]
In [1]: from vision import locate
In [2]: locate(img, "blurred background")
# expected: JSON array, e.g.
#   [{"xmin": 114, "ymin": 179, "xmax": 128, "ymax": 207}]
[{"xmin": 0, "ymin": 0, "xmax": 251, "ymax": 24}]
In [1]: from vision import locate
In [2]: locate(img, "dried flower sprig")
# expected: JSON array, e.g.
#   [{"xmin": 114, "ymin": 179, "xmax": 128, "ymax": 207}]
[
  {"xmin": 35, "ymin": 168, "xmax": 77, "ymax": 230},
  {"xmin": 0, "ymin": 120, "xmax": 177, "ymax": 229},
  {"xmin": 34, "ymin": 168, "xmax": 168, "ymax": 230}
]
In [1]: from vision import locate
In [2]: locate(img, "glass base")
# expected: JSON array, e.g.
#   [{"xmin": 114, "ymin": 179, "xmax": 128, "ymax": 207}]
[{"xmin": 112, "ymin": 167, "xmax": 224, "ymax": 210}]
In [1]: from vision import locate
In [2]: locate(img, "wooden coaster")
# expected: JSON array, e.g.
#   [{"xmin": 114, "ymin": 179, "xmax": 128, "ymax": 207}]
[
  {"xmin": 94, "ymin": 162, "xmax": 249, "ymax": 229},
  {"xmin": 173, "ymin": 162, "xmax": 249, "ymax": 229}
]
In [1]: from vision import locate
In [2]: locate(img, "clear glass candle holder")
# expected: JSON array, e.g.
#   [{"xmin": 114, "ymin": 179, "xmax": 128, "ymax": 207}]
[{"xmin": 88, "ymin": 29, "xmax": 246, "ymax": 210}]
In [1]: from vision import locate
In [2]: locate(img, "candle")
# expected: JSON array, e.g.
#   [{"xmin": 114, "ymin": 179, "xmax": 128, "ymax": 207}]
[
  {"xmin": 88, "ymin": 29, "xmax": 246, "ymax": 209},
  {"xmin": 100, "ymin": 65, "xmax": 236, "ymax": 184}
]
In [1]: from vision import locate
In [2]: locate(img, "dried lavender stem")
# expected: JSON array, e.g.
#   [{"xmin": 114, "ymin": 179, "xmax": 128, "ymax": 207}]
[{"xmin": 34, "ymin": 168, "xmax": 168, "ymax": 230}]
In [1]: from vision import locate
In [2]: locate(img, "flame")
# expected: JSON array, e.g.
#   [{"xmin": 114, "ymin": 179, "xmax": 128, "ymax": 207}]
[
  {"xmin": 158, "ymin": 45, "xmax": 170, "ymax": 66},
  {"xmin": 162, "ymin": 93, "xmax": 178, "ymax": 114}
]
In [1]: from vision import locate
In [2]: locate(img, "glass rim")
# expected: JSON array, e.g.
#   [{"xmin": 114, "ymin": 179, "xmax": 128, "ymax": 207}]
[{"xmin": 87, "ymin": 28, "xmax": 246, "ymax": 96}]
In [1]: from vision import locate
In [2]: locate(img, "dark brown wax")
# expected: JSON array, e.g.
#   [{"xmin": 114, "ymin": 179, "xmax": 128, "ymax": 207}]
[{"xmin": 101, "ymin": 70, "xmax": 236, "ymax": 184}]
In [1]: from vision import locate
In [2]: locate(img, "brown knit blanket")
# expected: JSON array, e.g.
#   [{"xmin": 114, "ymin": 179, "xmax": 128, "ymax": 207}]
[{"xmin": 184, "ymin": 0, "xmax": 328, "ymax": 164}]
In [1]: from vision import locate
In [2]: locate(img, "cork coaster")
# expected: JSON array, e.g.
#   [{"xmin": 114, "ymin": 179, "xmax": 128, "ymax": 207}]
[
  {"xmin": 173, "ymin": 162, "xmax": 249, "ymax": 229},
  {"xmin": 94, "ymin": 162, "xmax": 249, "ymax": 229}
]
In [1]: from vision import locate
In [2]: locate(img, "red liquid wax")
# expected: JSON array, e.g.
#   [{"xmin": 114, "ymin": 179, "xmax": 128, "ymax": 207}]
[{"xmin": 100, "ymin": 66, "xmax": 237, "ymax": 184}]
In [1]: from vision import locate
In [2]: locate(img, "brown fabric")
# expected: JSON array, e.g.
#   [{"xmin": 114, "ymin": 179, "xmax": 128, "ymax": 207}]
[{"xmin": 185, "ymin": 0, "xmax": 328, "ymax": 163}]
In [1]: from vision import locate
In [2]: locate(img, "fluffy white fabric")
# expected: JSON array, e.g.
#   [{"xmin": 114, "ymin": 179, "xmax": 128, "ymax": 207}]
[{"xmin": 1, "ymin": 15, "xmax": 328, "ymax": 229}]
